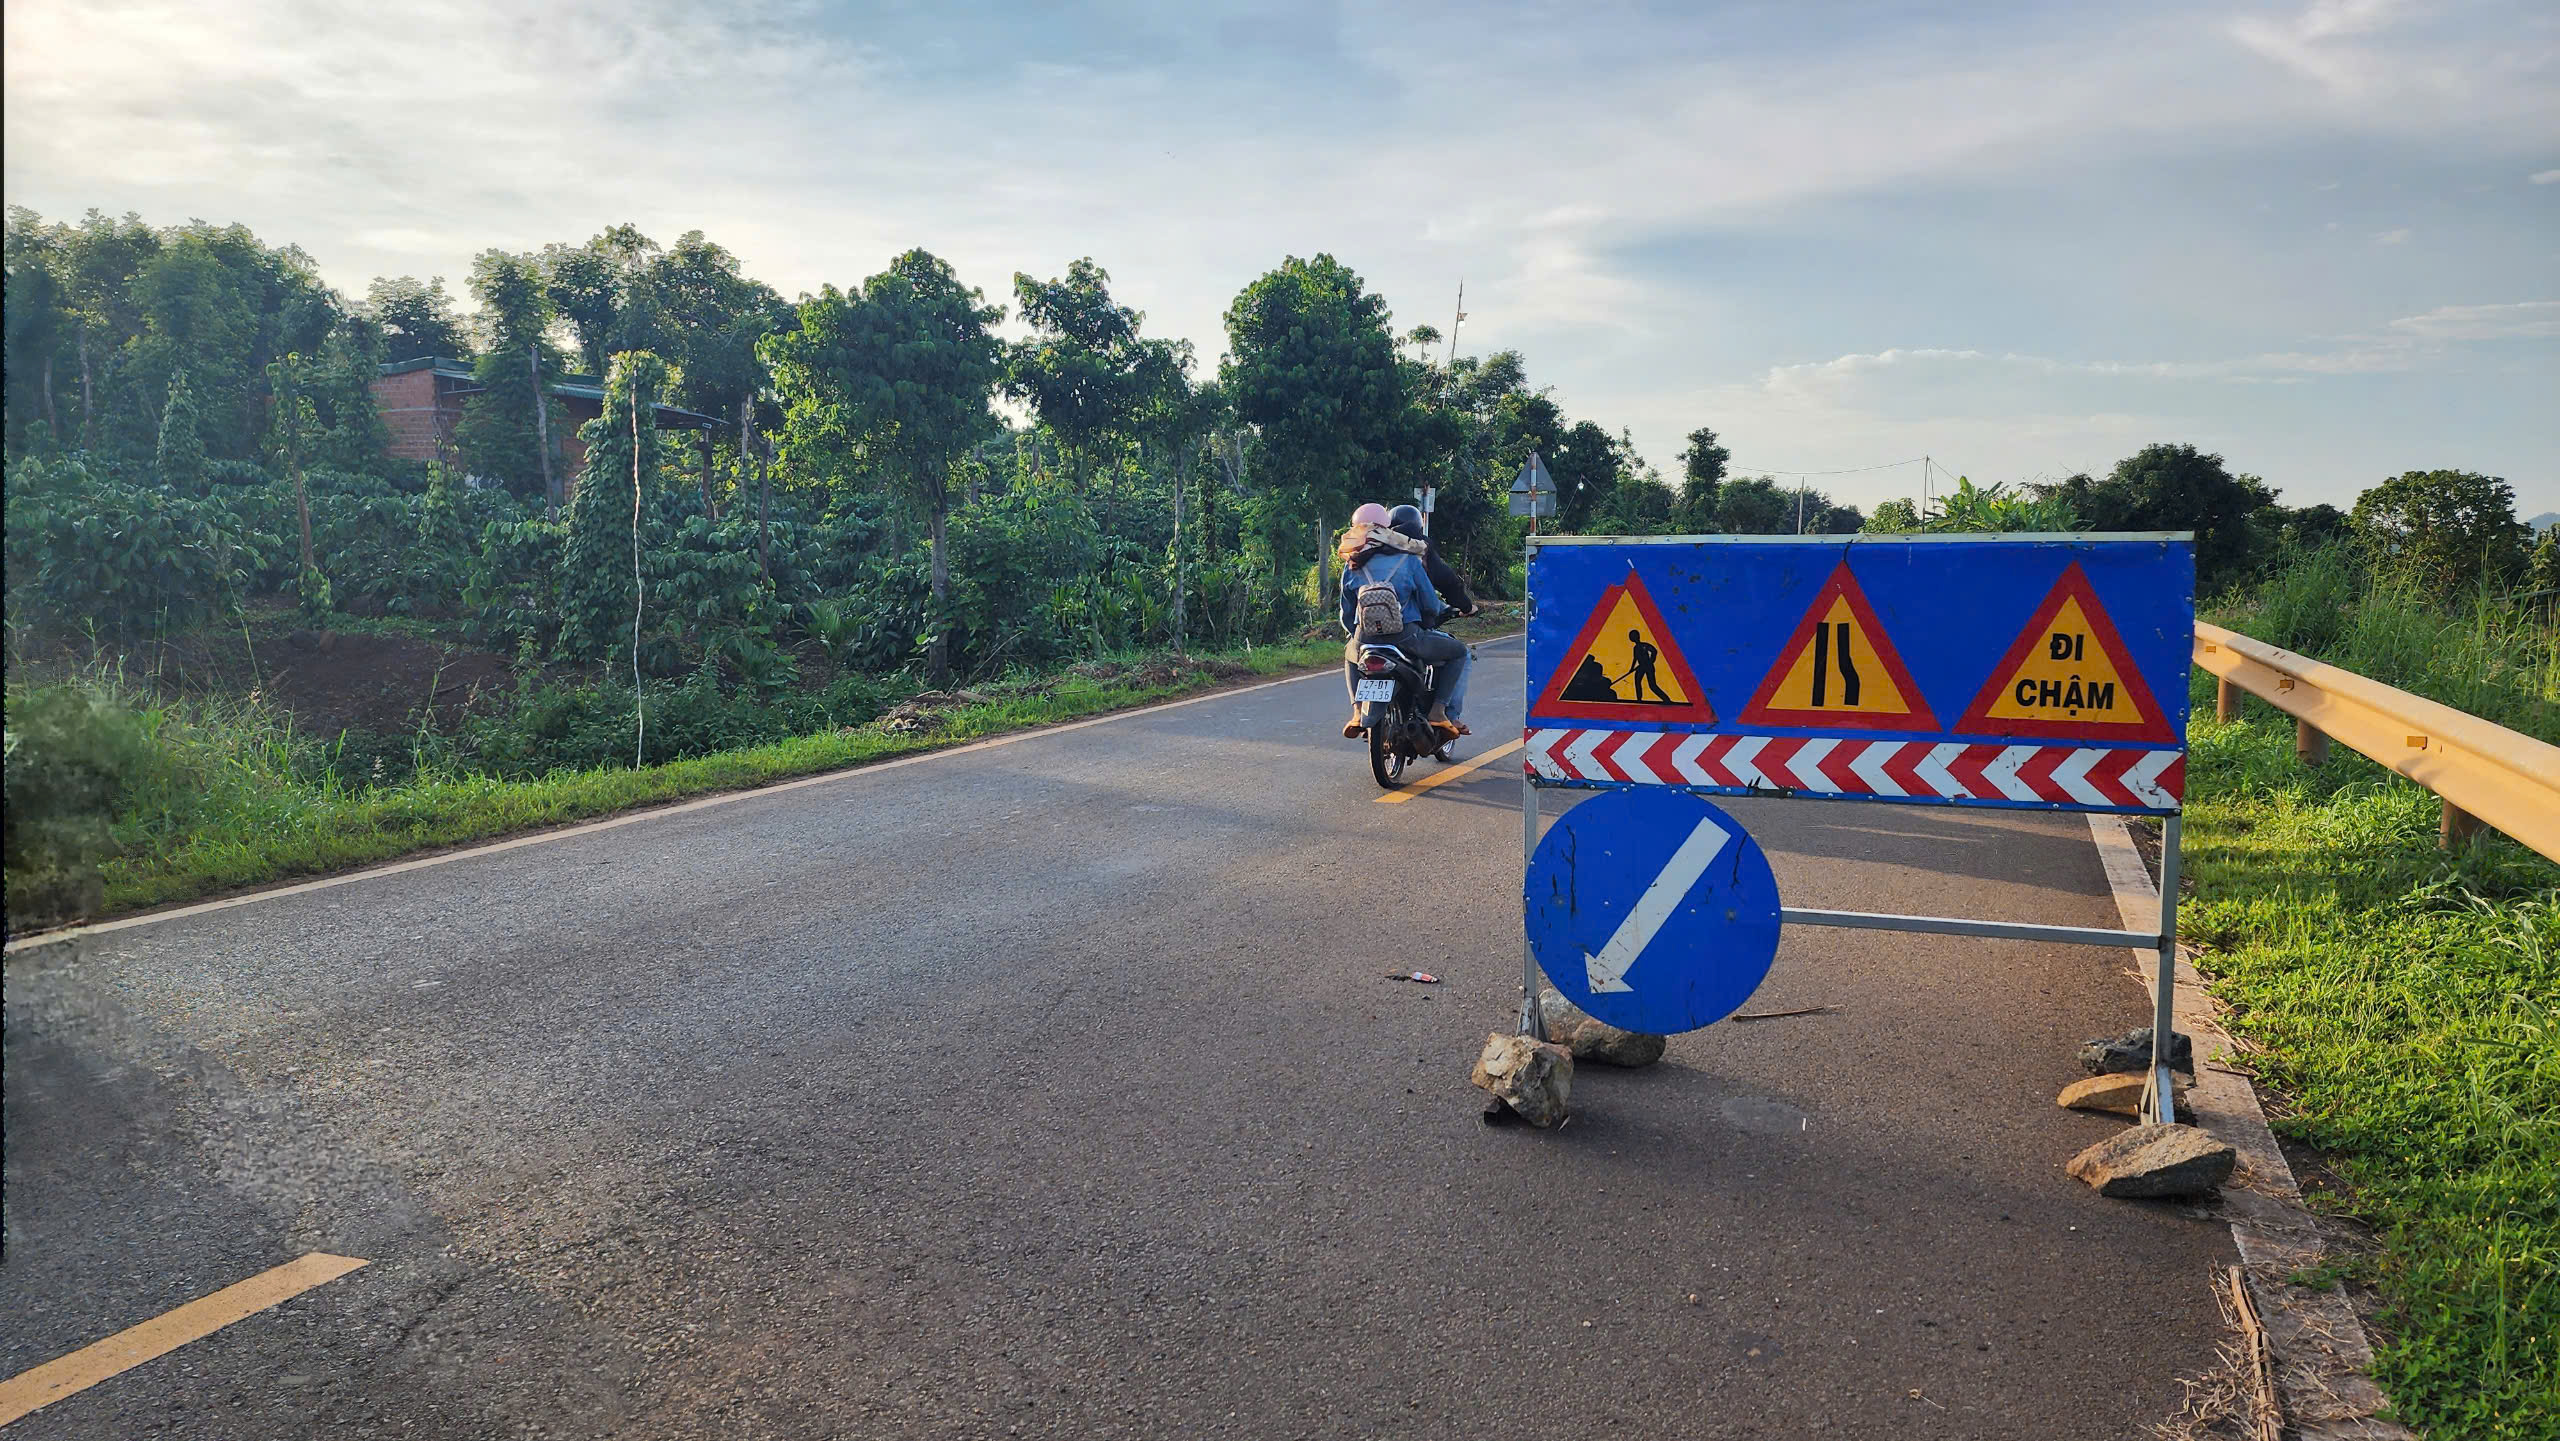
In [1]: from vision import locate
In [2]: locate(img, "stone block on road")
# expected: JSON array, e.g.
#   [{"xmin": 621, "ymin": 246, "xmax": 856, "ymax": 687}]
[
  {"xmin": 2067, "ymin": 1123, "xmax": 2236, "ymax": 1198},
  {"xmin": 1537, "ymin": 987, "xmax": 1668, "ymax": 1067},
  {"xmin": 1471, "ymin": 1033, "xmax": 1573, "ymax": 1128},
  {"xmin": 2056, "ymin": 1072, "xmax": 2187, "ymax": 1117}
]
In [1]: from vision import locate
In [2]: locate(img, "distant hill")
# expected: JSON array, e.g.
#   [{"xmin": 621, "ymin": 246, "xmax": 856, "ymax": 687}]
[{"xmin": 2530, "ymin": 511, "xmax": 2559, "ymax": 533}]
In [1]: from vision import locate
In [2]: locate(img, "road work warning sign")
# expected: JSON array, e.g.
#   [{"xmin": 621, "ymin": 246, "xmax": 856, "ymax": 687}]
[
  {"xmin": 1956, "ymin": 563, "xmax": 2175, "ymax": 743},
  {"xmin": 1532, "ymin": 571, "xmax": 1713, "ymax": 724},
  {"xmin": 1737, "ymin": 562, "xmax": 1938, "ymax": 731},
  {"xmin": 1525, "ymin": 534, "xmax": 2195, "ymax": 814}
]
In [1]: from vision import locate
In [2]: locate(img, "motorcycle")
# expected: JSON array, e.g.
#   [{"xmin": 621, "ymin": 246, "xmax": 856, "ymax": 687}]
[{"xmin": 1353, "ymin": 617, "xmax": 1464, "ymax": 789}]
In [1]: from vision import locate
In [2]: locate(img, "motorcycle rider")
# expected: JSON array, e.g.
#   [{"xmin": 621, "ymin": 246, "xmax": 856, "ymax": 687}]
[{"xmin": 1338, "ymin": 502, "xmax": 1469, "ymax": 742}]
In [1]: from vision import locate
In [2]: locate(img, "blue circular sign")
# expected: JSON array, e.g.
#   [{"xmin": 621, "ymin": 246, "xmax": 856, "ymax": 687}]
[{"xmin": 1525, "ymin": 789, "xmax": 1782, "ymax": 1035}]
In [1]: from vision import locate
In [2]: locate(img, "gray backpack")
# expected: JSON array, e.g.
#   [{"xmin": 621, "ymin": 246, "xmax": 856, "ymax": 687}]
[{"xmin": 1355, "ymin": 579, "xmax": 1405, "ymax": 638}]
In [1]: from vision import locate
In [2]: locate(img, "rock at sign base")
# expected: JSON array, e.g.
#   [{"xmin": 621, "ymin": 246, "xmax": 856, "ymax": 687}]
[
  {"xmin": 1471, "ymin": 1033, "xmax": 1573, "ymax": 1128},
  {"xmin": 2079, "ymin": 1026, "xmax": 2194, "ymax": 1076},
  {"xmin": 2056, "ymin": 1071, "xmax": 2186, "ymax": 1117},
  {"xmin": 1537, "ymin": 987, "xmax": 1668, "ymax": 1067},
  {"xmin": 2066, "ymin": 1123, "xmax": 2236, "ymax": 1198}
]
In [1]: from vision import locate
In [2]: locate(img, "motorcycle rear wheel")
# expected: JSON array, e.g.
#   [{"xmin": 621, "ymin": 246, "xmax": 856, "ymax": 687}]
[{"xmin": 1369, "ymin": 716, "xmax": 1407, "ymax": 788}]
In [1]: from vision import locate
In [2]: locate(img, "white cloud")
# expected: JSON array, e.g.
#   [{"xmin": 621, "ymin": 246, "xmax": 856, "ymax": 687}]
[
  {"xmin": 2532, "ymin": 169, "xmax": 2560, "ymax": 184},
  {"xmin": 2386, "ymin": 300, "xmax": 2560, "ymax": 340},
  {"xmin": 2374, "ymin": 227, "xmax": 2414, "ymax": 244}
]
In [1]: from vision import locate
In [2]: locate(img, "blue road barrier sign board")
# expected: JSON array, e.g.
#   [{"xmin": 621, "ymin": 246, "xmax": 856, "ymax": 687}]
[
  {"xmin": 1525, "ymin": 789, "xmax": 1782, "ymax": 1036},
  {"xmin": 1523, "ymin": 535, "xmax": 2194, "ymax": 815}
]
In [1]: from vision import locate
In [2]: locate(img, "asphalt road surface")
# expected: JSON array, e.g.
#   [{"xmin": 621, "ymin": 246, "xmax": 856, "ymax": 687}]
[{"xmin": 3, "ymin": 637, "xmax": 2231, "ymax": 1439}]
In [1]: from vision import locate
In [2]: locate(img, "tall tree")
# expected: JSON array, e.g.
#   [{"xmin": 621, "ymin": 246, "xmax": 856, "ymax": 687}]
[
  {"xmin": 1221, "ymin": 254, "xmax": 1433, "ymax": 548},
  {"xmin": 302, "ymin": 317, "xmax": 393, "ymax": 474},
  {"xmin": 557, "ymin": 352, "xmax": 676, "ymax": 661},
  {"xmin": 542, "ymin": 224, "xmax": 662, "ymax": 377},
  {"xmin": 2058, "ymin": 443, "xmax": 2279, "ymax": 592},
  {"xmin": 265, "ymin": 352, "xmax": 323, "ymax": 603},
  {"xmin": 453, "ymin": 250, "xmax": 570, "ymax": 509},
  {"xmin": 1135, "ymin": 342, "xmax": 1225, "ymax": 649},
  {"xmin": 53, "ymin": 210, "xmax": 162, "ymax": 449},
  {"xmin": 154, "ymin": 368, "xmax": 206, "ymax": 492},
  {"xmin": 1550, "ymin": 419, "xmax": 1623, "ymax": 531},
  {"xmin": 367, "ymin": 275, "xmax": 469, "ymax": 363},
  {"xmin": 1675, "ymin": 425, "xmax": 1729, "ymax": 532},
  {"xmin": 1006, "ymin": 258, "xmax": 1152, "ymax": 490},
  {"xmin": 1713, "ymin": 476, "xmax": 1796, "ymax": 534},
  {"xmin": 2350, "ymin": 470, "xmax": 2531, "ymax": 601},
  {"xmin": 3, "ymin": 210, "xmax": 71, "ymax": 450},
  {"xmin": 640, "ymin": 231, "xmax": 787, "ymax": 530},
  {"xmin": 765, "ymin": 250, "xmax": 1004, "ymax": 686}
]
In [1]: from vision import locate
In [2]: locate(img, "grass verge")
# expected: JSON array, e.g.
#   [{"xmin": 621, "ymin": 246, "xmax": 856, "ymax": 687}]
[
  {"xmin": 2183, "ymin": 556, "xmax": 2556, "ymax": 1440},
  {"xmin": 9, "ymin": 614, "xmax": 1515, "ymax": 931}
]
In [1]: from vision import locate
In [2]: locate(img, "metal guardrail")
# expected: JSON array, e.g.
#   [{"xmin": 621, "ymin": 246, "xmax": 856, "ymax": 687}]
[{"xmin": 2193, "ymin": 621, "xmax": 2560, "ymax": 862}]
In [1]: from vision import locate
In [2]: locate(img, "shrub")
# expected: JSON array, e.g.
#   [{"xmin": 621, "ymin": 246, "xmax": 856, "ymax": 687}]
[{"xmin": 3, "ymin": 683, "xmax": 163, "ymax": 926}]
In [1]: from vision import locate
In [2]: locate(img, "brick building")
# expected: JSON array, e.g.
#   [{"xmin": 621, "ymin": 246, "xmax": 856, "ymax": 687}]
[{"xmin": 370, "ymin": 357, "xmax": 722, "ymax": 490}]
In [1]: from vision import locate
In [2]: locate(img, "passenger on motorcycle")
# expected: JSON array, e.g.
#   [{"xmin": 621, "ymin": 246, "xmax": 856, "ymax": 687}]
[{"xmin": 1337, "ymin": 503, "xmax": 1470, "ymax": 742}]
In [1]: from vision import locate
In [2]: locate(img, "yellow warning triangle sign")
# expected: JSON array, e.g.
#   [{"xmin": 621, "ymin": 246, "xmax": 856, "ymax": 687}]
[
  {"xmin": 1957, "ymin": 563, "xmax": 2174, "ymax": 742},
  {"xmin": 1738, "ymin": 563, "xmax": 1939, "ymax": 731},
  {"xmin": 1532, "ymin": 571, "xmax": 1713, "ymax": 723}
]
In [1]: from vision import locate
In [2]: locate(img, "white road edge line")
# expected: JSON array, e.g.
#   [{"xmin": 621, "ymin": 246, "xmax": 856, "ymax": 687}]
[
  {"xmin": 2083, "ymin": 813, "xmax": 2413, "ymax": 1438},
  {"xmin": 7, "ymin": 635, "xmax": 1525, "ymax": 953}
]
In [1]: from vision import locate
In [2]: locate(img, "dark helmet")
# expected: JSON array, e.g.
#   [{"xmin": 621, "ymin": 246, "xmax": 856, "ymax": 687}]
[{"xmin": 1387, "ymin": 503, "xmax": 1426, "ymax": 539}]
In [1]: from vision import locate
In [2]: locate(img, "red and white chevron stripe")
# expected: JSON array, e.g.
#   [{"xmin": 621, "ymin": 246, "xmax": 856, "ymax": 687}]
[{"xmin": 1523, "ymin": 728, "xmax": 2184, "ymax": 810}]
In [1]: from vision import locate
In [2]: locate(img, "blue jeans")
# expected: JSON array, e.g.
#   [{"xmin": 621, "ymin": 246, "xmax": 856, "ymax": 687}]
[{"xmin": 1344, "ymin": 629, "xmax": 1470, "ymax": 717}]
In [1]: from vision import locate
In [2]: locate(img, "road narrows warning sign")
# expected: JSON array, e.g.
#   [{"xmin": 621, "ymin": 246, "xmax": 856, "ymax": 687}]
[
  {"xmin": 1737, "ymin": 561, "xmax": 1938, "ymax": 732},
  {"xmin": 1956, "ymin": 562, "xmax": 2174, "ymax": 743},
  {"xmin": 1532, "ymin": 570, "xmax": 1712, "ymax": 724}
]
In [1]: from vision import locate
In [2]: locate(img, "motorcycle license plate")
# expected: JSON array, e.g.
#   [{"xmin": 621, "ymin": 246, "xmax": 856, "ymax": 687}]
[{"xmin": 1354, "ymin": 679, "xmax": 1396, "ymax": 703}]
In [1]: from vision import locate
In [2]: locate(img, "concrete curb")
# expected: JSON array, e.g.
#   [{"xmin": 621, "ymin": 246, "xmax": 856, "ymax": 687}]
[{"xmin": 2086, "ymin": 814, "xmax": 2413, "ymax": 1441}]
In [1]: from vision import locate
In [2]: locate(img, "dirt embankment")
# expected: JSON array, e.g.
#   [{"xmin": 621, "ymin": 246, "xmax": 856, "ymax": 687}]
[{"xmin": 14, "ymin": 605, "xmax": 514, "ymax": 739}]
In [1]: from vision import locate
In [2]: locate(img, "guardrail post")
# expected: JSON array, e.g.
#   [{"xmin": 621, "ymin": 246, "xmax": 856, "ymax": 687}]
[
  {"xmin": 2215, "ymin": 677, "xmax": 2238, "ymax": 723},
  {"xmin": 2295, "ymin": 719, "xmax": 2329, "ymax": 765},
  {"xmin": 2440, "ymin": 801, "xmax": 2481, "ymax": 850}
]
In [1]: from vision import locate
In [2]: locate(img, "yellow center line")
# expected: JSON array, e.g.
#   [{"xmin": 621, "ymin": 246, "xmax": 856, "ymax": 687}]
[
  {"xmin": 1375, "ymin": 736, "xmax": 1526, "ymax": 804},
  {"xmin": 0, "ymin": 1253, "xmax": 368, "ymax": 1428}
]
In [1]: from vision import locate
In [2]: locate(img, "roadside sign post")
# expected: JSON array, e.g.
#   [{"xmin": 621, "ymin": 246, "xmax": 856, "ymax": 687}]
[
  {"xmin": 1520, "ymin": 533, "xmax": 2196, "ymax": 1122},
  {"xmin": 1512, "ymin": 453, "xmax": 1558, "ymax": 1036}
]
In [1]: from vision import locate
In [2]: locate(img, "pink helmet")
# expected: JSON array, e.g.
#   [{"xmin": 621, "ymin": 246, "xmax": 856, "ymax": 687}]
[{"xmin": 1351, "ymin": 502, "xmax": 1392, "ymax": 527}]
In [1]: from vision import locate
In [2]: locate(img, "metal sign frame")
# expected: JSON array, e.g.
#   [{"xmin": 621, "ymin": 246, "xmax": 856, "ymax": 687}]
[{"xmin": 1518, "ymin": 532, "xmax": 2195, "ymax": 1125}]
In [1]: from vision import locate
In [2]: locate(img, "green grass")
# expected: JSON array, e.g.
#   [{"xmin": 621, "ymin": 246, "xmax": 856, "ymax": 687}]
[
  {"xmin": 2186, "ymin": 555, "xmax": 2557, "ymax": 1439},
  {"xmin": 72, "ymin": 638, "xmax": 1343, "ymax": 920},
  {"xmin": 9, "ymin": 610, "xmax": 1522, "ymax": 928}
]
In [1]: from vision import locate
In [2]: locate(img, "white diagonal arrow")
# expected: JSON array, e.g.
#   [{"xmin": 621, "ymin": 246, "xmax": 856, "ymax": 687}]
[{"xmin": 1584, "ymin": 813, "xmax": 1732, "ymax": 994}]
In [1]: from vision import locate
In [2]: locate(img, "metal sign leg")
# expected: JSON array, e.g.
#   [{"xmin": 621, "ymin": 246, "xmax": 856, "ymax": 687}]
[
  {"xmin": 2145, "ymin": 814, "xmax": 2183, "ymax": 1125},
  {"xmin": 1520, "ymin": 758, "xmax": 1547, "ymax": 1039}
]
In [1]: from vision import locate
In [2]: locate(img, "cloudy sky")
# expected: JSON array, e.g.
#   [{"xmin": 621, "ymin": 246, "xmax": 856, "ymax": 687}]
[{"xmin": 7, "ymin": 0, "xmax": 2555, "ymax": 512}]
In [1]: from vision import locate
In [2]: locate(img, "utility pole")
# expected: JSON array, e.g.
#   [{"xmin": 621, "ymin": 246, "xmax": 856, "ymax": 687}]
[{"xmin": 1446, "ymin": 281, "xmax": 1466, "ymax": 371}]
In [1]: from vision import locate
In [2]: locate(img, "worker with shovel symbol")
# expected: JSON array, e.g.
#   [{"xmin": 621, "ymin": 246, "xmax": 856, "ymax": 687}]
[{"xmin": 1617, "ymin": 629, "xmax": 1671, "ymax": 704}]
